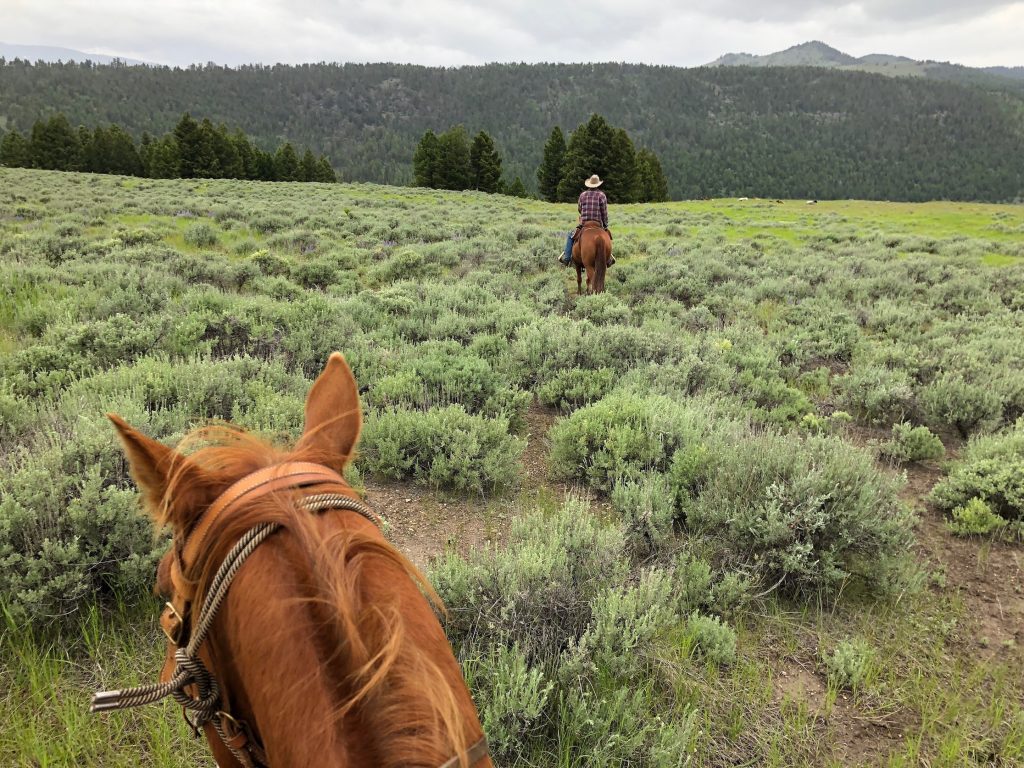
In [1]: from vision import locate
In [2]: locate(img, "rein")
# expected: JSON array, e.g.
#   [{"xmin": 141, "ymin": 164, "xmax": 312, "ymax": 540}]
[{"xmin": 91, "ymin": 461, "xmax": 488, "ymax": 768}]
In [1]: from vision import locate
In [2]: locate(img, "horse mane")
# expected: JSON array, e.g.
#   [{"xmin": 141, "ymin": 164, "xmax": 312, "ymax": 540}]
[{"xmin": 162, "ymin": 424, "xmax": 470, "ymax": 767}]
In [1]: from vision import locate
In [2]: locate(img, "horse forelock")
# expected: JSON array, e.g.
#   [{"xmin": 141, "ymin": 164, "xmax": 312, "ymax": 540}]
[{"xmin": 162, "ymin": 424, "xmax": 472, "ymax": 767}]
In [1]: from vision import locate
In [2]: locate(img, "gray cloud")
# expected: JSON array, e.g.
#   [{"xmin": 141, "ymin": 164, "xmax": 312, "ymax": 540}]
[{"xmin": 2, "ymin": 0, "xmax": 1022, "ymax": 67}]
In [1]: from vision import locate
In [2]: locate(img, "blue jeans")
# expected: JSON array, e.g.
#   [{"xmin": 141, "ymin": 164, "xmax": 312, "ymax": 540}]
[{"xmin": 560, "ymin": 232, "xmax": 573, "ymax": 265}]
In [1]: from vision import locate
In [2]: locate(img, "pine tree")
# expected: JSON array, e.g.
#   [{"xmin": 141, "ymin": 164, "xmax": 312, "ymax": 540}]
[
  {"xmin": 173, "ymin": 113, "xmax": 202, "ymax": 178},
  {"xmin": 605, "ymin": 128, "xmax": 638, "ymax": 203},
  {"xmin": 537, "ymin": 126, "xmax": 566, "ymax": 202},
  {"xmin": 78, "ymin": 125, "xmax": 97, "ymax": 171},
  {"xmin": 275, "ymin": 142, "xmax": 300, "ymax": 181},
  {"xmin": 0, "ymin": 129, "xmax": 30, "ymax": 167},
  {"xmin": 315, "ymin": 155, "xmax": 338, "ymax": 182},
  {"xmin": 636, "ymin": 148, "xmax": 668, "ymax": 202},
  {"xmin": 147, "ymin": 136, "xmax": 181, "ymax": 178},
  {"xmin": 29, "ymin": 114, "xmax": 81, "ymax": 171},
  {"xmin": 193, "ymin": 119, "xmax": 223, "ymax": 178},
  {"xmin": 209, "ymin": 122, "xmax": 242, "ymax": 179},
  {"xmin": 107, "ymin": 125, "xmax": 142, "ymax": 176},
  {"xmin": 300, "ymin": 148, "xmax": 317, "ymax": 182},
  {"xmin": 435, "ymin": 126, "xmax": 472, "ymax": 190},
  {"xmin": 413, "ymin": 130, "xmax": 440, "ymax": 187},
  {"xmin": 255, "ymin": 149, "xmax": 276, "ymax": 181},
  {"xmin": 556, "ymin": 114, "xmax": 615, "ymax": 202},
  {"xmin": 505, "ymin": 176, "xmax": 529, "ymax": 198},
  {"xmin": 232, "ymin": 129, "xmax": 257, "ymax": 179},
  {"xmin": 469, "ymin": 131, "xmax": 502, "ymax": 193}
]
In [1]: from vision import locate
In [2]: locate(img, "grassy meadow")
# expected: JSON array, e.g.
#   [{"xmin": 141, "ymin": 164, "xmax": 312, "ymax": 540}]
[{"xmin": 2, "ymin": 167, "xmax": 1023, "ymax": 766}]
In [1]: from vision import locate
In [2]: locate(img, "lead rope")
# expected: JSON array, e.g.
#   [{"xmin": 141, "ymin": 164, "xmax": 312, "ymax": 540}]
[{"xmin": 91, "ymin": 494, "xmax": 381, "ymax": 768}]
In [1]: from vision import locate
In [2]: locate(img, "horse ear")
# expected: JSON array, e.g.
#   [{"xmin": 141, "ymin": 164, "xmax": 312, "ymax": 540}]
[
  {"xmin": 296, "ymin": 352, "xmax": 362, "ymax": 470},
  {"xmin": 108, "ymin": 414, "xmax": 216, "ymax": 529}
]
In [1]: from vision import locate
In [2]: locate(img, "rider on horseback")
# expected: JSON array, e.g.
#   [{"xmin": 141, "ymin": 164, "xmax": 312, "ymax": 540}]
[{"xmin": 560, "ymin": 174, "xmax": 615, "ymax": 266}]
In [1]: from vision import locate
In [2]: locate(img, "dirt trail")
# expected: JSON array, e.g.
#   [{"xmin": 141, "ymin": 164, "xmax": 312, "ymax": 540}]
[{"xmin": 366, "ymin": 402, "xmax": 562, "ymax": 571}]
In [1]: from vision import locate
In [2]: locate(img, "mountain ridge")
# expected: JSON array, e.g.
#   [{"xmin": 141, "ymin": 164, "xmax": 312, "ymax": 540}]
[
  {"xmin": 708, "ymin": 41, "xmax": 1024, "ymax": 92},
  {"xmin": 0, "ymin": 42, "xmax": 149, "ymax": 66}
]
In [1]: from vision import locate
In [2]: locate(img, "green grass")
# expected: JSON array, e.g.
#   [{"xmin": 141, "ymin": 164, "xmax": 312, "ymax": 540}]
[{"xmin": 0, "ymin": 606, "xmax": 206, "ymax": 767}]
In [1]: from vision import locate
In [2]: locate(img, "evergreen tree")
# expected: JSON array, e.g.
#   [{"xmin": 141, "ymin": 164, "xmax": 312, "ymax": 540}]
[
  {"xmin": 556, "ymin": 114, "xmax": 615, "ymax": 202},
  {"xmin": 537, "ymin": 126, "xmax": 566, "ymax": 202},
  {"xmin": 209, "ymin": 122, "xmax": 242, "ymax": 178},
  {"xmin": 0, "ymin": 129, "xmax": 30, "ymax": 167},
  {"xmin": 275, "ymin": 142, "xmax": 300, "ymax": 181},
  {"xmin": 193, "ymin": 118, "xmax": 223, "ymax": 177},
  {"xmin": 469, "ymin": 131, "xmax": 502, "ymax": 193},
  {"xmin": 139, "ymin": 132, "xmax": 154, "ymax": 175},
  {"xmin": 435, "ymin": 126, "xmax": 472, "ymax": 190},
  {"xmin": 505, "ymin": 176, "xmax": 529, "ymax": 198},
  {"xmin": 605, "ymin": 128, "xmax": 638, "ymax": 203},
  {"xmin": 300, "ymin": 148, "xmax": 317, "ymax": 182},
  {"xmin": 232, "ymin": 129, "xmax": 257, "ymax": 179},
  {"xmin": 148, "ymin": 135, "xmax": 180, "ymax": 178},
  {"xmin": 29, "ymin": 114, "xmax": 81, "ymax": 171},
  {"xmin": 78, "ymin": 125, "xmax": 96, "ymax": 171},
  {"xmin": 315, "ymin": 155, "xmax": 337, "ymax": 182},
  {"xmin": 255, "ymin": 148, "xmax": 276, "ymax": 181},
  {"xmin": 413, "ymin": 130, "xmax": 440, "ymax": 187},
  {"xmin": 107, "ymin": 124, "xmax": 142, "ymax": 176},
  {"xmin": 636, "ymin": 148, "xmax": 669, "ymax": 202},
  {"xmin": 173, "ymin": 113, "xmax": 202, "ymax": 178}
]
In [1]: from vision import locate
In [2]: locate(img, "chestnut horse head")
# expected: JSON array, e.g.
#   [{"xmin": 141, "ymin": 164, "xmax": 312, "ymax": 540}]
[
  {"xmin": 99, "ymin": 353, "xmax": 490, "ymax": 768},
  {"xmin": 571, "ymin": 222, "xmax": 610, "ymax": 295}
]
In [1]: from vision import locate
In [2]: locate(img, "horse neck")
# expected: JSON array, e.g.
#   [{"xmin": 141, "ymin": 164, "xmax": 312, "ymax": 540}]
[{"xmin": 205, "ymin": 511, "xmax": 486, "ymax": 768}]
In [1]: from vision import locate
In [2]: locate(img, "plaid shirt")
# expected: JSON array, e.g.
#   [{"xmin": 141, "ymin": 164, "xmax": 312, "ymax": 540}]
[{"xmin": 578, "ymin": 189, "xmax": 608, "ymax": 228}]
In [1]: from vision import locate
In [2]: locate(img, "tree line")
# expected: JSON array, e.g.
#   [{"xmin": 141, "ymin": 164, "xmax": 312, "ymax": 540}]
[
  {"xmin": 1, "ymin": 60, "xmax": 1022, "ymax": 201},
  {"xmin": 0, "ymin": 112, "xmax": 338, "ymax": 182},
  {"xmin": 536, "ymin": 114, "xmax": 668, "ymax": 203},
  {"xmin": 413, "ymin": 127, "xmax": 528, "ymax": 196},
  {"xmin": 413, "ymin": 115, "xmax": 668, "ymax": 202}
]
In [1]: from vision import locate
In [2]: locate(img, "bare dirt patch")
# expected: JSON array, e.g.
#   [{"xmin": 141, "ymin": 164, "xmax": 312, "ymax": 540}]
[{"xmin": 364, "ymin": 402, "xmax": 568, "ymax": 571}]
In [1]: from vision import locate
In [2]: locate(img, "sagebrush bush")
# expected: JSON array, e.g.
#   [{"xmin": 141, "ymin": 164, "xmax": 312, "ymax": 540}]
[
  {"xmin": 684, "ymin": 612, "xmax": 737, "ymax": 665},
  {"xmin": 879, "ymin": 422, "xmax": 945, "ymax": 463},
  {"xmin": 610, "ymin": 474, "xmax": 677, "ymax": 558},
  {"xmin": 183, "ymin": 221, "xmax": 218, "ymax": 248},
  {"xmin": 947, "ymin": 498, "xmax": 1008, "ymax": 536},
  {"xmin": 462, "ymin": 645, "xmax": 552, "ymax": 762},
  {"xmin": 823, "ymin": 638, "xmax": 873, "ymax": 691},
  {"xmin": 359, "ymin": 406, "xmax": 524, "ymax": 492},
  {"xmin": 548, "ymin": 391, "xmax": 713, "ymax": 491},
  {"xmin": 840, "ymin": 363, "xmax": 916, "ymax": 425},
  {"xmin": 920, "ymin": 374, "xmax": 1003, "ymax": 437},
  {"xmin": 366, "ymin": 342, "xmax": 529, "ymax": 428},
  {"xmin": 0, "ymin": 419, "xmax": 166, "ymax": 630},
  {"xmin": 431, "ymin": 499, "xmax": 701, "ymax": 765},
  {"xmin": 686, "ymin": 432, "xmax": 914, "ymax": 596},
  {"xmin": 536, "ymin": 366, "xmax": 615, "ymax": 412},
  {"xmin": 930, "ymin": 419, "xmax": 1024, "ymax": 521}
]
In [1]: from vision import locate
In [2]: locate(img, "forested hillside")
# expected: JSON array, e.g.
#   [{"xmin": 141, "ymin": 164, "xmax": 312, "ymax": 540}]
[{"xmin": 2, "ymin": 59, "xmax": 1023, "ymax": 201}]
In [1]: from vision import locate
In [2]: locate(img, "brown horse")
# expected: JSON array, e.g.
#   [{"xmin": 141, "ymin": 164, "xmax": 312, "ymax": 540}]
[
  {"xmin": 571, "ymin": 221, "xmax": 611, "ymax": 295},
  {"xmin": 99, "ymin": 353, "xmax": 491, "ymax": 768}
]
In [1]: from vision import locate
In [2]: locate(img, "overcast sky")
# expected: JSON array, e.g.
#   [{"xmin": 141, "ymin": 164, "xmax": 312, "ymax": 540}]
[{"xmin": 3, "ymin": 0, "xmax": 1023, "ymax": 68}]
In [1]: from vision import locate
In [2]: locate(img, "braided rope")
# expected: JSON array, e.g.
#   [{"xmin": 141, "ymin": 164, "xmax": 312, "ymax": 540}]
[{"xmin": 91, "ymin": 494, "xmax": 381, "ymax": 717}]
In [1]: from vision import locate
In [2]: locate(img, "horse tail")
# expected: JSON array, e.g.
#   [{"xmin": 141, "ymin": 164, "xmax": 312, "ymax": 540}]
[{"xmin": 594, "ymin": 234, "xmax": 607, "ymax": 293}]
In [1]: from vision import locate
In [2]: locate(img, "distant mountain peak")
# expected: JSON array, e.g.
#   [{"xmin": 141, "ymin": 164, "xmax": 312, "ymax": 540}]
[
  {"xmin": 706, "ymin": 41, "xmax": 1023, "ymax": 90},
  {"xmin": 708, "ymin": 40, "xmax": 858, "ymax": 69},
  {"xmin": 0, "ymin": 42, "xmax": 149, "ymax": 66}
]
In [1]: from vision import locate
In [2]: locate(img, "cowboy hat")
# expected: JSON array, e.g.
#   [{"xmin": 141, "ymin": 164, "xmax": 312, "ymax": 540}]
[{"xmin": 584, "ymin": 174, "xmax": 603, "ymax": 188}]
